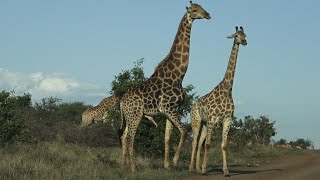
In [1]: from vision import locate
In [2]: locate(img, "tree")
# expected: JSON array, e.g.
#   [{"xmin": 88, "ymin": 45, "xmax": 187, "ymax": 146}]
[
  {"xmin": 290, "ymin": 138, "xmax": 314, "ymax": 149},
  {"xmin": 110, "ymin": 58, "xmax": 146, "ymax": 98},
  {"xmin": 107, "ymin": 59, "xmax": 197, "ymax": 156},
  {"xmin": 275, "ymin": 138, "xmax": 287, "ymax": 145},
  {"xmin": 55, "ymin": 102, "xmax": 88, "ymax": 123},
  {"xmin": 0, "ymin": 91, "xmax": 31, "ymax": 145},
  {"xmin": 226, "ymin": 116, "xmax": 277, "ymax": 147}
]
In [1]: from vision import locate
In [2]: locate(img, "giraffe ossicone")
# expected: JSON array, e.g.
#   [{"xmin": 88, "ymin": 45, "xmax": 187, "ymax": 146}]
[
  {"xmin": 188, "ymin": 26, "xmax": 247, "ymax": 176},
  {"xmin": 119, "ymin": 1, "xmax": 211, "ymax": 173}
]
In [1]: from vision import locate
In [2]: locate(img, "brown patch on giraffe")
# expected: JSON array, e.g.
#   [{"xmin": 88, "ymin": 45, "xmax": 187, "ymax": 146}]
[
  {"xmin": 179, "ymin": 34, "xmax": 184, "ymax": 42},
  {"xmin": 166, "ymin": 78, "xmax": 173, "ymax": 85},
  {"xmin": 173, "ymin": 69, "xmax": 180, "ymax": 75},
  {"xmin": 174, "ymin": 52, "xmax": 182, "ymax": 59},
  {"xmin": 182, "ymin": 45, "xmax": 189, "ymax": 53},
  {"xmin": 176, "ymin": 45, "xmax": 182, "ymax": 52},
  {"xmin": 168, "ymin": 62, "xmax": 175, "ymax": 71}
]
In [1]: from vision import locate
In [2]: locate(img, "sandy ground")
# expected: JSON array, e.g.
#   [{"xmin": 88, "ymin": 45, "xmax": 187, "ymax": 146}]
[{"xmin": 187, "ymin": 150, "xmax": 320, "ymax": 180}]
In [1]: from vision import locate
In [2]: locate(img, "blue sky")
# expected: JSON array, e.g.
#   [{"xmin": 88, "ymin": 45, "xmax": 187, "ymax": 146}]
[{"xmin": 1, "ymin": 1, "xmax": 319, "ymax": 148}]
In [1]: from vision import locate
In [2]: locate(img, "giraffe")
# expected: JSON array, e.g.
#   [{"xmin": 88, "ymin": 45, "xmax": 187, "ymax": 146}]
[
  {"xmin": 188, "ymin": 26, "xmax": 247, "ymax": 176},
  {"xmin": 119, "ymin": 1, "xmax": 211, "ymax": 172},
  {"xmin": 81, "ymin": 95, "xmax": 117, "ymax": 127},
  {"xmin": 81, "ymin": 95, "xmax": 157, "ymax": 129}
]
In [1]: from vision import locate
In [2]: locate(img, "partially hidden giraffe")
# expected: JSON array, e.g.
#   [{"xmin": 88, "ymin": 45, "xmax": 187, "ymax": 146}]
[
  {"xmin": 188, "ymin": 26, "xmax": 247, "ymax": 176},
  {"xmin": 81, "ymin": 95, "xmax": 157, "ymax": 129},
  {"xmin": 119, "ymin": 1, "xmax": 211, "ymax": 172}
]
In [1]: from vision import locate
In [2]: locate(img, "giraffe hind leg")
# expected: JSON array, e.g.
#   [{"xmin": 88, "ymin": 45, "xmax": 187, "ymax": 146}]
[
  {"xmin": 164, "ymin": 111, "xmax": 186, "ymax": 168},
  {"xmin": 127, "ymin": 115, "xmax": 143, "ymax": 173},
  {"xmin": 121, "ymin": 126, "xmax": 129, "ymax": 168},
  {"xmin": 164, "ymin": 119, "xmax": 173, "ymax": 169},
  {"xmin": 201, "ymin": 117, "xmax": 218, "ymax": 174},
  {"xmin": 196, "ymin": 124, "xmax": 207, "ymax": 174},
  {"xmin": 189, "ymin": 106, "xmax": 202, "ymax": 172},
  {"xmin": 221, "ymin": 117, "xmax": 232, "ymax": 177}
]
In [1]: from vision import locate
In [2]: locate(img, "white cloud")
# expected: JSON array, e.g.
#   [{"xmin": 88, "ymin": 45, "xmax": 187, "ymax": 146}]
[{"xmin": 0, "ymin": 67, "xmax": 106, "ymax": 103}]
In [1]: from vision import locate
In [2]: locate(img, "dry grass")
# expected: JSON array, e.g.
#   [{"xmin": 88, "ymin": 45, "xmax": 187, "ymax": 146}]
[{"xmin": 0, "ymin": 140, "xmax": 297, "ymax": 180}]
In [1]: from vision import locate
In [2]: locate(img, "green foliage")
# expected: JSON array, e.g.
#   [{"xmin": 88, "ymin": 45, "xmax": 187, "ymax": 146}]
[
  {"xmin": 55, "ymin": 102, "xmax": 87, "ymax": 123},
  {"xmin": 289, "ymin": 138, "xmax": 314, "ymax": 149},
  {"xmin": 27, "ymin": 98, "xmax": 91, "ymax": 143},
  {"xmin": 34, "ymin": 96, "xmax": 62, "ymax": 113},
  {"xmin": 0, "ymin": 91, "xmax": 31, "ymax": 145},
  {"xmin": 275, "ymin": 138, "xmax": 287, "ymax": 145},
  {"xmin": 110, "ymin": 58, "xmax": 146, "ymax": 97},
  {"xmin": 212, "ymin": 115, "xmax": 277, "ymax": 147}
]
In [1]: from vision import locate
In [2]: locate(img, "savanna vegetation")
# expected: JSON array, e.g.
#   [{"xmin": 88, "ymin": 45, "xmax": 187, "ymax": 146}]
[{"xmin": 0, "ymin": 59, "xmax": 314, "ymax": 179}]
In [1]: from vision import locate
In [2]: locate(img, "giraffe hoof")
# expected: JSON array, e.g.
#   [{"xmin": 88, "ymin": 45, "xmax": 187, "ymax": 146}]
[
  {"xmin": 164, "ymin": 164, "xmax": 170, "ymax": 170},
  {"xmin": 201, "ymin": 172, "xmax": 208, "ymax": 176},
  {"xmin": 224, "ymin": 173, "xmax": 231, "ymax": 177}
]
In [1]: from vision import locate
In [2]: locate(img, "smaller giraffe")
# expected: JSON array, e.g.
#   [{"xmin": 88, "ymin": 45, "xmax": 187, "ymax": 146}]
[
  {"xmin": 81, "ymin": 95, "xmax": 158, "ymax": 129},
  {"xmin": 188, "ymin": 26, "xmax": 247, "ymax": 176},
  {"xmin": 81, "ymin": 95, "xmax": 118, "ymax": 128}
]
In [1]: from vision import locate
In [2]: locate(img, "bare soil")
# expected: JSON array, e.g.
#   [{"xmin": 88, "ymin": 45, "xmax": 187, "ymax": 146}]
[{"xmin": 187, "ymin": 150, "xmax": 320, "ymax": 180}]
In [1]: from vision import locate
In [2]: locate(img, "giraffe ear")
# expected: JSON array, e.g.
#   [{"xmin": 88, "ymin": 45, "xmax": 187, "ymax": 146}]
[{"xmin": 227, "ymin": 33, "xmax": 237, "ymax": 39}]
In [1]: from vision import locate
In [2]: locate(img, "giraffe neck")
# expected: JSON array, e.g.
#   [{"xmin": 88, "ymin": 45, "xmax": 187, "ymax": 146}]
[
  {"xmin": 153, "ymin": 13, "xmax": 193, "ymax": 82},
  {"xmin": 222, "ymin": 41, "xmax": 239, "ymax": 92}
]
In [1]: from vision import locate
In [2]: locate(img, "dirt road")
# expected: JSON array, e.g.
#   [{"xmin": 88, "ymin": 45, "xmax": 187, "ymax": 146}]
[{"xmin": 187, "ymin": 150, "xmax": 320, "ymax": 180}]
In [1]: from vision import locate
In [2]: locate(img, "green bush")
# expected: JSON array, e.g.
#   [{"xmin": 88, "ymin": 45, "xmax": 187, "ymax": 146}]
[{"xmin": 0, "ymin": 91, "xmax": 31, "ymax": 145}]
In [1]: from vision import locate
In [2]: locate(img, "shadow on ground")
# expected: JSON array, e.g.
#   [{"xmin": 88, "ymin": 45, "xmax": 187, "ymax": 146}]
[{"xmin": 206, "ymin": 164, "xmax": 282, "ymax": 177}]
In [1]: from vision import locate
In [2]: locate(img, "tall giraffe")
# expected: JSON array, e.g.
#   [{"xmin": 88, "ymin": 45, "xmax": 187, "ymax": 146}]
[
  {"xmin": 120, "ymin": 1, "xmax": 211, "ymax": 172},
  {"xmin": 81, "ymin": 95, "xmax": 157, "ymax": 129},
  {"xmin": 188, "ymin": 26, "xmax": 247, "ymax": 176}
]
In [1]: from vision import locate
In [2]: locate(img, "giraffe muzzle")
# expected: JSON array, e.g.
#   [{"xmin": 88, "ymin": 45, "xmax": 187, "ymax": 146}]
[
  {"xmin": 242, "ymin": 41, "xmax": 247, "ymax": 46},
  {"xmin": 204, "ymin": 12, "xmax": 211, "ymax": 19}
]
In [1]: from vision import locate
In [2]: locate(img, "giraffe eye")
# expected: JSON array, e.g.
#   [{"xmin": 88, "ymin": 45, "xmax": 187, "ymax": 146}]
[{"xmin": 193, "ymin": 9, "xmax": 197, "ymax": 12}]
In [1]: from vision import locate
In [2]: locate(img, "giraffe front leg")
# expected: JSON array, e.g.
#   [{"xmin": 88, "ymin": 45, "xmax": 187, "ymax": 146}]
[
  {"xmin": 221, "ymin": 117, "xmax": 232, "ymax": 177},
  {"xmin": 196, "ymin": 125, "xmax": 207, "ymax": 174},
  {"xmin": 164, "ymin": 119, "xmax": 173, "ymax": 169},
  {"xmin": 189, "ymin": 106, "xmax": 202, "ymax": 172}
]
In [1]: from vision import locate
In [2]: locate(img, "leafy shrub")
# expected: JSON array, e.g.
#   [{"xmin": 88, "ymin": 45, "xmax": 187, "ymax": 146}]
[{"xmin": 0, "ymin": 91, "xmax": 31, "ymax": 145}]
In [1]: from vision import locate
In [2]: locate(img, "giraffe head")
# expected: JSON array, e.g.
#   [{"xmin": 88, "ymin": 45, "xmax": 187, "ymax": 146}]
[
  {"xmin": 227, "ymin": 26, "xmax": 247, "ymax": 46},
  {"xmin": 186, "ymin": 1, "xmax": 211, "ymax": 20}
]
